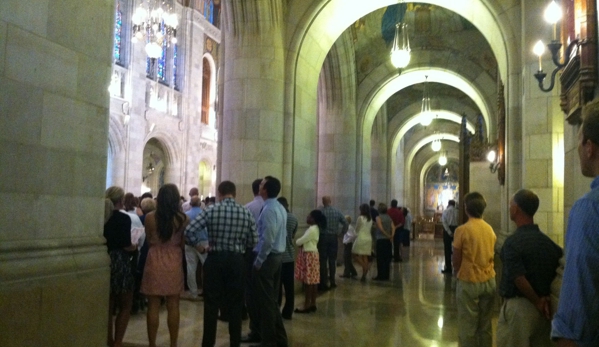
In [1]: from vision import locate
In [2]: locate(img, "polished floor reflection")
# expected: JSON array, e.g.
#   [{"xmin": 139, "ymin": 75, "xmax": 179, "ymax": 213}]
[{"xmin": 123, "ymin": 239, "xmax": 498, "ymax": 347}]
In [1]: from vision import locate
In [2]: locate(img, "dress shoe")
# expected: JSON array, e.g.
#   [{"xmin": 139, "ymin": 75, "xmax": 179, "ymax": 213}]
[
  {"xmin": 294, "ymin": 307, "xmax": 312, "ymax": 314},
  {"xmin": 441, "ymin": 269, "xmax": 453, "ymax": 274},
  {"xmin": 282, "ymin": 313, "xmax": 292, "ymax": 320},
  {"xmin": 240, "ymin": 334, "xmax": 261, "ymax": 343},
  {"xmin": 309, "ymin": 306, "xmax": 317, "ymax": 312}
]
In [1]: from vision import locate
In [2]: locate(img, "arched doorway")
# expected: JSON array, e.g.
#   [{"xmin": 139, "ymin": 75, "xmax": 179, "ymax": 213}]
[
  {"xmin": 198, "ymin": 161, "xmax": 213, "ymax": 198},
  {"xmin": 141, "ymin": 138, "xmax": 168, "ymax": 196}
]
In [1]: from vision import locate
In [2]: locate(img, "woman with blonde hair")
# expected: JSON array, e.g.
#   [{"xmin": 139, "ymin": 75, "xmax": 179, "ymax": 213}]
[
  {"xmin": 141, "ymin": 184, "xmax": 189, "ymax": 347},
  {"xmin": 104, "ymin": 186, "xmax": 137, "ymax": 347}
]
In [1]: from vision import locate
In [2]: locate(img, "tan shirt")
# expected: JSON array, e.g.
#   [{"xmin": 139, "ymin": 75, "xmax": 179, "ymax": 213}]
[{"xmin": 453, "ymin": 218, "xmax": 496, "ymax": 283}]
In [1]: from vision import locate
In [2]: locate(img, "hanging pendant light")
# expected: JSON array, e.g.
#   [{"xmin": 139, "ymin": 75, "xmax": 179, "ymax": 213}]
[
  {"xmin": 438, "ymin": 151, "xmax": 448, "ymax": 166},
  {"xmin": 431, "ymin": 139, "xmax": 441, "ymax": 152},
  {"xmin": 390, "ymin": 23, "xmax": 411, "ymax": 69},
  {"xmin": 420, "ymin": 76, "xmax": 433, "ymax": 126}
]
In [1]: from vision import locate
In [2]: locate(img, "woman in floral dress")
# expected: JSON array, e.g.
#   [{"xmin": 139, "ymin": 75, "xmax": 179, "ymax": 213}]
[{"xmin": 294, "ymin": 209, "xmax": 325, "ymax": 313}]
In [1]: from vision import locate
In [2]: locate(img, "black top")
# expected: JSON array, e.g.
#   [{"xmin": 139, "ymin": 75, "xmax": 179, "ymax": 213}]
[
  {"xmin": 104, "ymin": 210, "xmax": 132, "ymax": 252},
  {"xmin": 499, "ymin": 224, "xmax": 563, "ymax": 298},
  {"xmin": 370, "ymin": 207, "xmax": 379, "ymax": 220}
]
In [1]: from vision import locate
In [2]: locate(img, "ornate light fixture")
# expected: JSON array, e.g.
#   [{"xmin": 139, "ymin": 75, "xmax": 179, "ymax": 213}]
[
  {"xmin": 132, "ymin": 0, "xmax": 179, "ymax": 59},
  {"xmin": 438, "ymin": 151, "xmax": 447, "ymax": 166},
  {"xmin": 431, "ymin": 139, "xmax": 442, "ymax": 152},
  {"xmin": 390, "ymin": 23, "xmax": 411, "ymax": 70},
  {"xmin": 533, "ymin": 0, "xmax": 580, "ymax": 92},
  {"xmin": 487, "ymin": 147, "xmax": 500, "ymax": 173},
  {"xmin": 420, "ymin": 76, "xmax": 433, "ymax": 126}
]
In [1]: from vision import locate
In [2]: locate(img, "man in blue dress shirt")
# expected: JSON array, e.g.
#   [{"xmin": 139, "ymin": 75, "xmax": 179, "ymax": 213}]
[
  {"xmin": 250, "ymin": 176, "xmax": 288, "ymax": 347},
  {"xmin": 551, "ymin": 101, "xmax": 599, "ymax": 347}
]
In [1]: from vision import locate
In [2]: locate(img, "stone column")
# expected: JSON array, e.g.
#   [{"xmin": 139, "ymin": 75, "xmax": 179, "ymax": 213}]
[
  {"xmin": 316, "ymin": 34, "xmax": 358, "ymax": 217},
  {"xmin": 220, "ymin": 0, "xmax": 286, "ymax": 203},
  {"xmin": 0, "ymin": 0, "xmax": 113, "ymax": 345},
  {"xmin": 370, "ymin": 107, "xmax": 388, "ymax": 203}
]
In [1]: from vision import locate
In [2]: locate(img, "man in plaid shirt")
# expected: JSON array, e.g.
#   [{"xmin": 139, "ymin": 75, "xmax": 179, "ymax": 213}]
[{"xmin": 185, "ymin": 180, "xmax": 257, "ymax": 347}]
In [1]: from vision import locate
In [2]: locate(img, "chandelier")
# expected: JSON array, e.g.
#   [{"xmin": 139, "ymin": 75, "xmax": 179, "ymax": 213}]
[
  {"xmin": 390, "ymin": 23, "xmax": 411, "ymax": 69},
  {"xmin": 420, "ymin": 76, "xmax": 433, "ymax": 126},
  {"xmin": 132, "ymin": 0, "xmax": 179, "ymax": 59}
]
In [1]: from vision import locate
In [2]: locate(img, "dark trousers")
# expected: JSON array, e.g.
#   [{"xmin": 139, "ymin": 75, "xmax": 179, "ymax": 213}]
[
  {"xmin": 252, "ymin": 253, "xmax": 288, "ymax": 347},
  {"xmin": 202, "ymin": 252, "xmax": 246, "ymax": 347},
  {"xmin": 393, "ymin": 227, "xmax": 403, "ymax": 261},
  {"xmin": 443, "ymin": 226, "xmax": 456, "ymax": 271},
  {"xmin": 342, "ymin": 242, "xmax": 357, "ymax": 276},
  {"xmin": 278, "ymin": 261, "xmax": 295, "ymax": 318},
  {"xmin": 375, "ymin": 239, "xmax": 392, "ymax": 280},
  {"xmin": 318, "ymin": 233, "xmax": 338, "ymax": 287},
  {"xmin": 245, "ymin": 251, "xmax": 261, "ymax": 338}
]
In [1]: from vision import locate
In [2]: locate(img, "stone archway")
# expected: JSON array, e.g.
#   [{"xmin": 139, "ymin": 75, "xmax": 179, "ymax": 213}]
[
  {"xmin": 198, "ymin": 160, "xmax": 213, "ymax": 198},
  {"xmin": 141, "ymin": 138, "xmax": 169, "ymax": 196}
]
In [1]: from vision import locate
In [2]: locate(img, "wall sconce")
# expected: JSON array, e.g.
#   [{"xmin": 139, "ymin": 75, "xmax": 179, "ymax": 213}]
[
  {"xmin": 487, "ymin": 148, "xmax": 500, "ymax": 173},
  {"xmin": 533, "ymin": 0, "xmax": 580, "ymax": 92}
]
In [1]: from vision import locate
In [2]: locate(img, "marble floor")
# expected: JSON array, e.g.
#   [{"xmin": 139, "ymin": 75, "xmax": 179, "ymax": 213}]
[{"xmin": 122, "ymin": 239, "xmax": 498, "ymax": 347}]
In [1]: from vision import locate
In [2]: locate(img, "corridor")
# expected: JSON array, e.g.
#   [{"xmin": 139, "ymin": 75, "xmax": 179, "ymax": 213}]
[{"xmin": 122, "ymin": 239, "xmax": 499, "ymax": 347}]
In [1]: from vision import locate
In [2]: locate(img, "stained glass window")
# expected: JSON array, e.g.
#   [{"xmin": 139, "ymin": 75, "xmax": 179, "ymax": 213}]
[
  {"xmin": 146, "ymin": 25, "xmax": 154, "ymax": 78},
  {"xmin": 114, "ymin": 5, "xmax": 122, "ymax": 64},
  {"xmin": 173, "ymin": 44, "xmax": 179, "ymax": 90},
  {"xmin": 157, "ymin": 21, "xmax": 167, "ymax": 84},
  {"xmin": 204, "ymin": 0, "xmax": 214, "ymax": 24}
]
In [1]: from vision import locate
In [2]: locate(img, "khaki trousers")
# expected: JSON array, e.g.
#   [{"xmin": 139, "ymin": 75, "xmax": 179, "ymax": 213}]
[
  {"xmin": 456, "ymin": 278, "xmax": 496, "ymax": 347},
  {"xmin": 496, "ymin": 297, "xmax": 554, "ymax": 347}
]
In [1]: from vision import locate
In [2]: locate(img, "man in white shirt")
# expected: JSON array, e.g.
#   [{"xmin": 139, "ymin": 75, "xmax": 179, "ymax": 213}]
[{"xmin": 441, "ymin": 199, "xmax": 459, "ymax": 274}]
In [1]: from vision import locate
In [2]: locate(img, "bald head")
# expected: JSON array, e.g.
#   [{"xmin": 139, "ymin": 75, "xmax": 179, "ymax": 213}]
[
  {"xmin": 190, "ymin": 196, "xmax": 201, "ymax": 207},
  {"xmin": 322, "ymin": 196, "xmax": 331, "ymax": 206}
]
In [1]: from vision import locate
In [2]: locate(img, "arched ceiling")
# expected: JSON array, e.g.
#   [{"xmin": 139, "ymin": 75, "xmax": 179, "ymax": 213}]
[
  {"xmin": 299, "ymin": 0, "xmax": 509, "ymax": 206},
  {"xmin": 345, "ymin": 3, "xmax": 498, "ymax": 203}
]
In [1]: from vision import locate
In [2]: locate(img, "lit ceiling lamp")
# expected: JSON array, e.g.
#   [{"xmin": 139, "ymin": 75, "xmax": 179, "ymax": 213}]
[
  {"xmin": 420, "ymin": 76, "xmax": 433, "ymax": 126},
  {"xmin": 533, "ymin": 0, "xmax": 579, "ymax": 92},
  {"xmin": 431, "ymin": 139, "xmax": 441, "ymax": 152},
  {"xmin": 438, "ymin": 151, "xmax": 448, "ymax": 166},
  {"xmin": 132, "ymin": 0, "xmax": 179, "ymax": 59},
  {"xmin": 390, "ymin": 23, "xmax": 411, "ymax": 70}
]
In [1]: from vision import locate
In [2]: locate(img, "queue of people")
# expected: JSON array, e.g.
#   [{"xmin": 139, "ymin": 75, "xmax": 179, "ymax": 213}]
[{"xmin": 104, "ymin": 162, "xmax": 596, "ymax": 347}]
